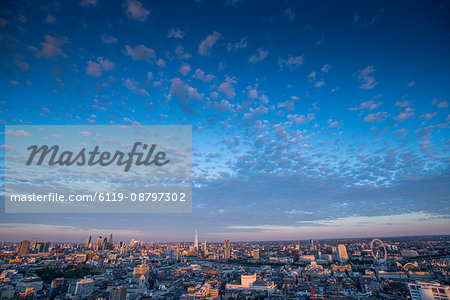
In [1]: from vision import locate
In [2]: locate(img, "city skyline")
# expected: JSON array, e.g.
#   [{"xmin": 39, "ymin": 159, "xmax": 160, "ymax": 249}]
[
  {"xmin": 2, "ymin": 229, "xmax": 450, "ymax": 244},
  {"xmin": 2, "ymin": 233, "xmax": 448, "ymax": 298},
  {"xmin": 0, "ymin": 0, "xmax": 449, "ymax": 242}
]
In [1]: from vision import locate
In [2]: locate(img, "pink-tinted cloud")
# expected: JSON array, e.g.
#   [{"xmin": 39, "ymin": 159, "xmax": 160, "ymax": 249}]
[
  {"xmin": 349, "ymin": 100, "xmax": 382, "ymax": 111},
  {"xmin": 218, "ymin": 76, "xmax": 237, "ymax": 99},
  {"xmin": 288, "ymin": 113, "xmax": 315, "ymax": 124},
  {"xmin": 36, "ymin": 35, "xmax": 68, "ymax": 60},
  {"xmin": 198, "ymin": 32, "xmax": 222, "ymax": 55},
  {"xmin": 126, "ymin": 0, "xmax": 149, "ymax": 21},
  {"xmin": 364, "ymin": 112, "xmax": 387, "ymax": 123},
  {"xmin": 432, "ymin": 99, "xmax": 448, "ymax": 108},
  {"xmin": 124, "ymin": 45, "xmax": 156, "ymax": 62},
  {"xmin": 168, "ymin": 28, "xmax": 185, "ymax": 39},
  {"xmin": 194, "ymin": 69, "xmax": 215, "ymax": 82},
  {"xmin": 420, "ymin": 112, "xmax": 437, "ymax": 125},
  {"xmin": 6, "ymin": 130, "xmax": 31, "ymax": 137},
  {"xmin": 97, "ymin": 57, "xmax": 115, "ymax": 71},
  {"xmin": 328, "ymin": 119, "xmax": 341, "ymax": 128},
  {"xmin": 86, "ymin": 61, "xmax": 102, "ymax": 77},
  {"xmin": 394, "ymin": 107, "xmax": 414, "ymax": 122},
  {"xmin": 355, "ymin": 66, "xmax": 377, "ymax": 90},
  {"xmin": 249, "ymin": 48, "xmax": 269, "ymax": 63},
  {"xmin": 278, "ymin": 55, "xmax": 303, "ymax": 69}
]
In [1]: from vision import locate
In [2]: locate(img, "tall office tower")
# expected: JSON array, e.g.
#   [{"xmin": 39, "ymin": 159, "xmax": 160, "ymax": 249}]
[
  {"xmin": 109, "ymin": 286, "xmax": 127, "ymax": 300},
  {"xmin": 97, "ymin": 236, "xmax": 102, "ymax": 248},
  {"xmin": 337, "ymin": 244, "xmax": 349, "ymax": 262},
  {"xmin": 194, "ymin": 230, "xmax": 199, "ymax": 252},
  {"xmin": 251, "ymin": 249, "xmax": 260, "ymax": 259},
  {"xmin": 202, "ymin": 241, "xmax": 207, "ymax": 252},
  {"xmin": 310, "ymin": 239, "xmax": 315, "ymax": 251},
  {"xmin": 408, "ymin": 281, "xmax": 450, "ymax": 300},
  {"xmin": 74, "ymin": 278, "xmax": 94, "ymax": 296},
  {"xmin": 224, "ymin": 240, "xmax": 231, "ymax": 260},
  {"xmin": 36, "ymin": 241, "xmax": 50, "ymax": 253},
  {"xmin": 31, "ymin": 238, "xmax": 38, "ymax": 250},
  {"xmin": 18, "ymin": 240, "xmax": 30, "ymax": 256},
  {"xmin": 102, "ymin": 237, "xmax": 108, "ymax": 250},
  {"xmin": 109, "ymin": 233, "xmax": 113, "ymax": 248},
  {"xmin": 85, "ymin": 235, "xmax": 91, "ymax": 247}
]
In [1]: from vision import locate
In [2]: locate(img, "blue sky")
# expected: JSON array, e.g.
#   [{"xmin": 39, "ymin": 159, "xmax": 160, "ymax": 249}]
[{"xmin": 0, "ymin": 0, "xmax": 449, "ymax": 242}]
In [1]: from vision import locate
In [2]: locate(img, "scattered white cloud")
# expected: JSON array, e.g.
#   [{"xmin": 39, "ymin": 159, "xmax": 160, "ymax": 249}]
[
  {"xmin": 321, "ymin": 64, "xmax": 331, "ymax": 72},
  {"xmin": 198, "ymin": 31, "xmax": 222, "ymax": 55},
  {"xmin": 355, "ymin": 65, "xmax": 377, "ymax": 90},
  {"xmin": 247, "ymin": 86, "xmax": 259, "ymax": 99},
  {"xmin": 123, "ymin": 117, "xmax": 141, "ymax": 125},
  {"xmin": 328, "ymin": 119, "xmax": 341, "ymax": 128},
  {"xmin": 395, "ymin": 100, "xmax": 410, "ymax": 108},
  {"xmin": 287, "ymin": 113, "xmax": 315, "ymax": 124},
  {"xmin": 101, "ymin": 34, "xmax": 117, "ymax": 44},
  {"xmin": 277, "ymin": 101, "xmax": 295, "ymax": 111},
  {"xmin": 124, "ymin": 45, "xmax": 156, "ymax": 62},
  {"xmin": 86, "ymin": 61, "xmax": 102, "ymax": 77},
  {"xmin": 393, "ymin": 128, "xmax": 409, "ymax": 137},
  {"xmin": 9, "ymin": 80, "xmax": 19, "ymax": 87},
  {"xmin": 349, "ymin": 100, "xmax": 382, "ymax": 111},
  {"xmin": 278, "ymin": 55, "xmax": 303, "ymax": 69},
  {"xmin": 97, "ymin": 57, "xmax": 115, "ymax": 71},
  {"xmin": 36, "ymin": 35, "xmax": 68, "ymax": 60},
  {"xmin": 420, "ymin": 112, "xmax": 437, "ymax": 126},
  {"xmin": 364, "ymin": 112, "xmax": 387, "ymax": 123},
  {"xmin": 126, "ymin": 0, "xmax": 149, "ymax": 21},
  {"xmin": 419, "ymin": 139, "xmax": 432, "ymax": 151},
  {"xmin": 156, "ymin": 58, "xmax": 166, "ymax": 67},
  {"xmin": 195, "ymin": 69, "xmax": 215, "ymax": 82},
  {"xmin": 175, "ymin": 45, "xmax": 192, "ymax": 60},
  {"xmin": 218, "ymin": 76, "xmax": 237, "ymax": 99},
  {"xmin": 86, "ymin": 57, "xmax": 115, "ymax": 76},
  {"xmin": 394, "ymin": 107, "xmax": 414, "ymax": 122},
  {"xmin": 6, "ymin": 130, "xmax": 31, "ymax": 137},
  {"xmin": 170, "ymin": 78, "xmax": 204, "ymax": 109},
  {"xmin": 307, "ymin": 71, "xmax": 316, "ymax": 79},
  {"xmin": 432, "ymin": 99, "xmax": 448, "ymax": 108},
  {"xmin": 314, "ymin": 81, "xmax": 325, "ymax": 88},
  {"xmin": 227, "ymin": 36, "xmax": 248, "ymax": 52},
  {"xmin": 123, "ymin": 78, "xmax": 149, "ymax": 96},
  {"xmin": 179, "ymin": 63, "xmax": 191, "ymax": 75},
  {"xmin": 214, "ymin": 99, "xmax": 234, "ymax": 112},
  {"xmin": 168, "ymin": 28, "xmax": 185, "ymax": 39},
  {"xmin": 249, "ymin": 48, "xmax": 269, "ymax": 63}
]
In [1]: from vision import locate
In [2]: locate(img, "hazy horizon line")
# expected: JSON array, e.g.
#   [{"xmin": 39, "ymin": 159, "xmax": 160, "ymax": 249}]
[{"xmin": 3, "ymin": 233, "xmax": 449, "ymax": 245}]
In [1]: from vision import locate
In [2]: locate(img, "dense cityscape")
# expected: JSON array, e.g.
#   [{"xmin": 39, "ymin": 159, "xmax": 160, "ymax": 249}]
[{"xmin": 0, "ymin": 233, "xmax": 449, "ymax": 299}]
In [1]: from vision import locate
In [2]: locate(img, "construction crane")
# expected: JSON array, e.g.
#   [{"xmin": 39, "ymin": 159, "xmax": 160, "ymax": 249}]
[{"xmin": 303, "ymin": 274, "xmax": 315, "ymax": 300}]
